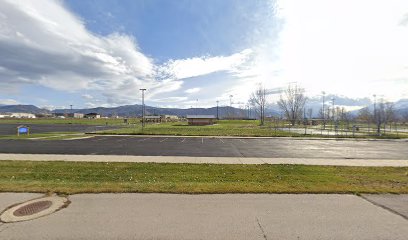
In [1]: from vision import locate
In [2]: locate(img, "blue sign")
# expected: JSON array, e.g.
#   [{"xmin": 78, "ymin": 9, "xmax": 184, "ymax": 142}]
[
  {"xmin": 18, "ymin": 127, "xmax": 28, "ymax": 134},
  {"xmin": 17, "ymin": 126, "xmax": 29, "ymax": 135}
]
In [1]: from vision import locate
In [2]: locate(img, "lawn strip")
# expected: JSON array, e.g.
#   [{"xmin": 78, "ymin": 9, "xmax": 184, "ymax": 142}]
[{"xmin": 0, "ymin": 161, "xmax": 407, "ymax": 194}]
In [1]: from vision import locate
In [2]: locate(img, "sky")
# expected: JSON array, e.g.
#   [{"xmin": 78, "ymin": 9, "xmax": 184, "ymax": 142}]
[{"xmin": 0, "ymin": 0, "xmax": 408, "ymax": 110}]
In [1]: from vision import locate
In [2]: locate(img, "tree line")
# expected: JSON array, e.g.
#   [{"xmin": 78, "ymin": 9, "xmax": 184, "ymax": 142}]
[{"xmin": 249, "ymin": 83, "xmax": 406, "ymax": 136}]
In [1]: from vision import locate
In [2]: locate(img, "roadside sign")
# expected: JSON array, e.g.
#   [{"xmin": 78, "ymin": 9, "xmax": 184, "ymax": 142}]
[{"xmin": 17, "ymin": 125, "xmax": 30, "ymax": 136}]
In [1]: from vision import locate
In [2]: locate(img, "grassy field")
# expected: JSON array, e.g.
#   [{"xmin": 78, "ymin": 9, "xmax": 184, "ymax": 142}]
[
  {"xmin": 2, "ymin": 118, "xmax": 407, "ymax": 138},
  {"xmin": 100, "ymin": 120, "xmax": 304, "ymax": 137},
  {"xmin": 0, "ymin": 161, "xmax": 407, "ymax": 194},
  {"xmin": 98, "ymin": 120, "xmax": 408, "ymax": 138}
]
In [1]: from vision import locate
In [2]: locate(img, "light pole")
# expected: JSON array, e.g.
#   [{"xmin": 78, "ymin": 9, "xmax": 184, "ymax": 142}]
[
  {"xmin": 216, "ymin": 100, "xmax": 219, "ymax": 120},
  {"xmin": 331, "ymin": 97, "xmax": 335, "ymax": 131},
  {"xmin": 139, "ymin": 88, "xmax": 146, "ymax": 130},
  {"xmin": 229, "ymin": 95, "xmax": 233, "ymax": 118},
  {"xmin": 322, "ymin": 91, "xmax": 325, "ymax": 130},
  {"xmin": 196, "ymin": 99, "xmax": 198, "ymax": 115},
  {"xmin": 373, "ymin": 94, "xmax": 377, "ymax": 135}
]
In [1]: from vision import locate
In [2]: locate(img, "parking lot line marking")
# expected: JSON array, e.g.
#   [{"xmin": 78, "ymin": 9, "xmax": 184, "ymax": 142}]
[
  {"xmin": 138, "ymin": 138, "xmax": 150, "ymax": 142},
  {"xmin": 160, "ymin": 138, "xmax": 168, "ymax": 142},
  {"xmin": 93, "ymin": 137, "xmax": 107, "ymax": 141},
  {"xmin": 238, "ymin": 139, "xmax": 247, "ymax": 143},
  {"xmin": 116, "ymin": 138, "xmax": 128, "ymax": 142},
  {"xmin": 201, "ymin": 138, "xmax": 204, "ymax": 144},
  {"xmin": 181, "ymin": 138, "xmax": 186, "ymax": 143},
  {"xmin": 219, "ymin": 138, "xmax": 225, "ymax": 144}
]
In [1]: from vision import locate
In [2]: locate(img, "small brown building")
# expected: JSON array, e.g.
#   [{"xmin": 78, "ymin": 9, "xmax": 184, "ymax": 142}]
[
  {"xmin": 143, "ymin": 115, "xmax": 162, "ymax": 123},
  {"xmin": 186, "ymin": 115, "xmax": 216, "ymax": 126}
]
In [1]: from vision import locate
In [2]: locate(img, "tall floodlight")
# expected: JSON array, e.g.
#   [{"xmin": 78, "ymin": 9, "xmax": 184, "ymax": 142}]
[
  {"xmin": 322, "ymin": 91, "xmax": 325, "ymax": 130},
  {"xmin": 331, "ymin": 97, "xmax": 335, "ymax": 131},
  {"xmin": 373, "ymin": 94, "xmax": 377, "ymax": 135},
  {"xmin": 140, "ymin": 88, "xmax": 146, "ymax": 130},
  {"xmin": 229, "ymin": 95, "xmax": 234, "ymax": 118},
  {"xmin": 216, "ymin": 100, "xmax": 219, "ymax": 120}
]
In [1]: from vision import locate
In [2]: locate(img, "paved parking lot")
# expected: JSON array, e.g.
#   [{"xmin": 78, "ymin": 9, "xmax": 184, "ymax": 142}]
[{"xmin": 0, "ymin": 136, "xmax": 407, "ymax": 159}]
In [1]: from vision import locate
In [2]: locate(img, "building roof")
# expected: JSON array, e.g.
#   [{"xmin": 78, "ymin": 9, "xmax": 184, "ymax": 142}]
[{"xmin": 186, "ymin": 115, "xmax": 216, "ymax": 119}]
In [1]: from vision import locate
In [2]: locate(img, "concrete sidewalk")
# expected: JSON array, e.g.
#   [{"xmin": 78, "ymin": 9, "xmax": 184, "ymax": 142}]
[
  {"xmin": 0, "ymin": 153, "xmax": 407, "ymax": 167},
  {"xmin": 0, "ymin": 193, "xmax": 407, "ymax": 240}
]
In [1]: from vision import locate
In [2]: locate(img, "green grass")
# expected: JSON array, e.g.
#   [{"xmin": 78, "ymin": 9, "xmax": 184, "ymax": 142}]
[
  {"xmin": 100, "ymin": 120, "xmax": 303, "ymax": 137},
  {"xmin": 98, "ymin": 120, "xmax": 408, "ymax": 138},
  {"xmin": 0, "ymin": 161, "xmax": 407, "ymax": 194}
]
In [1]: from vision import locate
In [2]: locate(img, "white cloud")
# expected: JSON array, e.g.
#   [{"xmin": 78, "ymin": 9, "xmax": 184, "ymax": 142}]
[
  {"xmin": 184, "ymin": 88, "xmax": 201, "ymax": 94},
  {"xmin": 0, "ymin": 99, "xmax": 19, "ymax": 105},
  {"xmin": 2, "ymin": 0, "xmax": 407, "ymax": 109},
  {"xmin": 159, "ymin": 49, "xmax": 253, "ymax": 80},
  {"xmin": 82, "ymin": 94, "xmax": 93, "ymax": 100},
  {"xmin": 0, "ymin": 0, "xmax": 177, "ymax": 104},
  {"xmin": 223, "ymin": 0, "xmax": 408, "ymax": 103},
  {"xmin": 152, "ymin": 97, "xmax": 188, "ymax": 103}
]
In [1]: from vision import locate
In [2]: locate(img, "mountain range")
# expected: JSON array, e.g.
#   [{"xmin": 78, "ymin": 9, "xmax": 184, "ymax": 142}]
[{"xmin": 1, "ymin": 96, "xmax": 408, "ymax": 118}]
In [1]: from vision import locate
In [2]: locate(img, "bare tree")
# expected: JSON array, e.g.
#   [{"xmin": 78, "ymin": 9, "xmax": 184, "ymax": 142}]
[
  {"xmin": 373, "ymin": 100, "xmax": 395, "ymax": 135},
  {"xmin": 402, "ymin": 111, "xmax": 408, "ymax": 126},
  {"xmin": 249, "ymin": 84, "xmax": 267, "ymax": 125},
  {"xmin": 307, "ymin": 108, "xmax": 313, "ymax": 119},
  {"xmin": 357, "ymin": 107, "xmax": 372, "ymax": 122},
  {"xmin": 383, "ymin": 102, "xmax": 395, "ymax": 134},
  {"xmin": 277, "ymin": 85, "xmax": 307, "ymax": 126}
]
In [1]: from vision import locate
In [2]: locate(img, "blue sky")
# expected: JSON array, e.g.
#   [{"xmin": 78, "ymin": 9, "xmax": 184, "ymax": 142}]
[{"xmin": 0, "ymin": 0, "xmax": 408, "ymax": 110}]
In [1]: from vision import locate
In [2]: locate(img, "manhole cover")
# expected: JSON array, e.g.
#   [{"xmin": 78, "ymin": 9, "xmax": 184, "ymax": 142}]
[
  {"xmin": 13, "ymin": 200, "xmax": 53, "ymax": 217},
  {"xmin": 0, "ymin": 195, "xmax": 69, "ymax": 223}
]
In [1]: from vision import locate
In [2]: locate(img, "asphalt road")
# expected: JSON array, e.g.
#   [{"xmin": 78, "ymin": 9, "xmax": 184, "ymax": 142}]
[
  {"xmin": 0, "ymin": 136, "xmax": 407, "ymax": 159},
  {"xmin": 0, "ymin": 124, "xmax": 119, "ymax": 135},
  {"xmin": 0, "ymin": 193, "xmax": 407, "ymax": 240}
]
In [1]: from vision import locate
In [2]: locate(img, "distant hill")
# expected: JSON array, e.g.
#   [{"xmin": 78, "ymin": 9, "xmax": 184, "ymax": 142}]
[
  {"xmin": 52, "ymin": 104, "xmax": 250, "ymax": 118},
  {"xmin": 2, "ymin": 97, "xmax": 407, "ymax": 119},
  {"xmin": 0, "ymin": 105, "xmax": 50, "ymax": 114}
]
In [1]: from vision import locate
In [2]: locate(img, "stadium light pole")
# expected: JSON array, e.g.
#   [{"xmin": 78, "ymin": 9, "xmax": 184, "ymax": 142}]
[
  {"xmin": 321, "ymin": 91, "xmax": 325, "ymax": 130},
  {"xmin": 216, "ymin": 100, "xmax": 219, "ymax": 120},
  {"xmin": 331, "ymin": 97, "xmax": 335, "ymax": 131},
  {"xmin": 373, "ymin": 94, "xmax": 377, "ymax": 135},
  {"xmin": 139, "ymin": 88, "xmax": 146, "ymax": 130},
  {"xmin": 229, "ymin": 95, "xmax": 234, "ymax": 118}
]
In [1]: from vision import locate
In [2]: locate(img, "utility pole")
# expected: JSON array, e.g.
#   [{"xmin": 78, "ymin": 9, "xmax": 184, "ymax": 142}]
[
  {"xmin": 196, "ymin": 99, "xmax": 198, "ymax": 115},
  {"xmin": 70, "ymin": 105, "xmax": 73, "ymax": 113},
  {"xmin": 229, "ymin": 95, "xmax": 233, "ymax": 118},
  {"xmin": 304, "ymin": 107, "xmax": 307, "ymax": 135},
  {"xmin": 139, "ymin": 88, "xmax": 146, "ymax": 130},
  {"xmin": 331, "ymin": 97, "xmax": 335, "ymax": 132},
  {"xmin": 322, "ymin": 91, "xmax": 325, "ymax": 130},
  {"xmin": 216, "ymin": 100, "xmax": 219, "ymax": 120},
  {"xmin": 373, "ymin": 94, "xmax": 377, "ymax": 135}
]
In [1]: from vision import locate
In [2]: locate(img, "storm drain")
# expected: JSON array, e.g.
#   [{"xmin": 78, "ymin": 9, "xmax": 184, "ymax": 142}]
[{"xmin": 0, "ymin": 195, "xmax": 69, "ymax": 223}]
